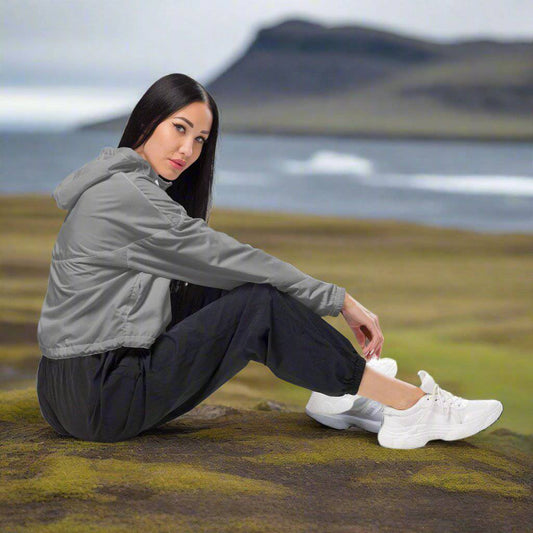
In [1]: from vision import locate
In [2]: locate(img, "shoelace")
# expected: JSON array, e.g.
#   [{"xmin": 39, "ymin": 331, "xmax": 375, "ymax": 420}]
[{"xmin": 430, "ymin": 382, "xmax": 467, "ymax": 419}]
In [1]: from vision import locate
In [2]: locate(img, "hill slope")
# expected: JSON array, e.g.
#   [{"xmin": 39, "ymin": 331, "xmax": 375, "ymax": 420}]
[{"xmin": 82, "ymin": 19, "xmax": 533, "ymax": 140}]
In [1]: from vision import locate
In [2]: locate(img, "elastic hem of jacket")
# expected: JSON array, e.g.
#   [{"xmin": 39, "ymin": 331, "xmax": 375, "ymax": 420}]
[
  {"xmin": 40, "ymin": 334, "xmax": 157, "ymax": 359},
  {"xmin": 329, "ymin": 285, "xmax": 346, "ymax": 317}
]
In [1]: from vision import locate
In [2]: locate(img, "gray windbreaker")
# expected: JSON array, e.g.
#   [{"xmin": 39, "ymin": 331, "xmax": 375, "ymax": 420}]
[{"xmin": 37, "ymin": 146, "xmax": 346, "ymax": 359}]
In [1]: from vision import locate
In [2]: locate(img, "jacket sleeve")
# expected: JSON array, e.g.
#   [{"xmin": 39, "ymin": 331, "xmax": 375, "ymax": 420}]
[{"xmin": 124, "ymin": 209, "xmax": 346, "ymax": 317}]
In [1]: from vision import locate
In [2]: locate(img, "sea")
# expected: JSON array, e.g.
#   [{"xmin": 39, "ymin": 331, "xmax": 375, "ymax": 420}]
[{"xmin": 1, "ymin": 129, "xmax": 532, "ymax": 234}]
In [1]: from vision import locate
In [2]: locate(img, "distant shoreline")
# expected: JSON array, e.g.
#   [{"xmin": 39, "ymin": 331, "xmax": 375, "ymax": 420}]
[
  {"xmin": 73, "ymin": 123, "xmax": 533, "ymax": 144},
  {"xmin": 3, "ymin": 125, "xmax": 531, "ymax": 144},
  {"xmin": 217, "ymin": 126, "xmax": 533, "ymax": 144},
  {"xmin": 5, "ymin": 126, "xmax": 531, "ymax": 144}
]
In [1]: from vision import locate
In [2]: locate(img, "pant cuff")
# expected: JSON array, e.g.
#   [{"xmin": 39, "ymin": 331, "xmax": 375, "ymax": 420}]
[{"xmin": 347, "ymin": 355, "xmax": 367, "ymax": 395}]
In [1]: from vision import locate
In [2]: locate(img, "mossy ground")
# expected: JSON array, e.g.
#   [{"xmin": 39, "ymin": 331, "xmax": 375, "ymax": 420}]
[
  {"xmin": 1, "ymin": 395, "xmax": 532, "ymax": 532},
  {"xmin": 1, "ymin": 195, "xmax": 532, "ymax": 531}
]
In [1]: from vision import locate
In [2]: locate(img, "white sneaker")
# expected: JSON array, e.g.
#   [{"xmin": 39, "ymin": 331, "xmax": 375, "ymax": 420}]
[
  {"xmin": 377, "ymin": 370, "xmax": 504, "ymax": 449},
  {"xmin": 305, "ymin": 356, "xmax": 398, "ymax": 433}
]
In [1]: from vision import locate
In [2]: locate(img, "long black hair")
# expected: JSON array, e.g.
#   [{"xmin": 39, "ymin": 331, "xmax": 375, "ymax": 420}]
[{"xmin": 118, "ymin": 73, "xmax": 221, "ymax": 328}]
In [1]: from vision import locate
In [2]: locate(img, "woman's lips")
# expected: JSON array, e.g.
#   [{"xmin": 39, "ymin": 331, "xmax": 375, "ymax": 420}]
[{"xmin": 169, "ymin": 159, "xmax": 184, "ymax": 170}]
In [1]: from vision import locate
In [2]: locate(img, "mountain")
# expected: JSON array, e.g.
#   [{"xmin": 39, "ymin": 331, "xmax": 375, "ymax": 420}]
[{"xmin": 80, "ymin": 19, "xmax": 533, "ymax": 141}]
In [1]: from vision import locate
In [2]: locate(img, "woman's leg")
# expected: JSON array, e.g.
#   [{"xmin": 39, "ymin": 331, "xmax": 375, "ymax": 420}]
[
  {"xmin": 48, "ymin": 281, "xmax": 424, "ymax": 442},
  {"xmin": 357, "ymin": 366, "xmax": 426, "ymax": 410},
  {"xmin": 36, "ymin": 357, "xmax": 73, "ymax": 437},
  {"xmin": 168, "ymin": 283, "xmax": 426, "ymax": 412},
  {"xmin": 137, "ymin": 282, "xmax": 368, "ymax": 436}
]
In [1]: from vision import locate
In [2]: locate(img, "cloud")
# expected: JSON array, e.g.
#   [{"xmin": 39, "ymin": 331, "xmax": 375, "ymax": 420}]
[{"xmin": 4, "ymin": 0, "xmax": 533, "ymax": 88}]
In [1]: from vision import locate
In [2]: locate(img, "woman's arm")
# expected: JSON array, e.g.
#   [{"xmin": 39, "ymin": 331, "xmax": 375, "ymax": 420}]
[{"xmin": 117, "ymin": 208, "xmax": 345, "ymax": 317}]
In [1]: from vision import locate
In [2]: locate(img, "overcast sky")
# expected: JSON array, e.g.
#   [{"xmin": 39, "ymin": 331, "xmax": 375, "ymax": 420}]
[{"xmin": 2, "ymin": 0, "xmax": 532, "ymax": 130}]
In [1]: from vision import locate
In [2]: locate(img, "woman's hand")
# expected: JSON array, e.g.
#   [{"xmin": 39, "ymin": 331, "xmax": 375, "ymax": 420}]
[{"xmin": 340, "ymin": 292, "xmax": 384, "ymax": 360}]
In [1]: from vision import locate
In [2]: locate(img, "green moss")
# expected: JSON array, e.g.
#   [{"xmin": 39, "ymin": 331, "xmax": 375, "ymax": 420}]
[
  {"xmin": 55, "ymin": 439, "xmax": 130, "ymax": 450},
  {"xmin": 242, "ymin": 430, "xmax": 526, "ymax": 476},
  {"xmin": 13, "ymin": 512, "xmax": 313, "ymax": 533},
  {"xmin": 0, "ymin": 441, "xmax": 43, "ymax": 455},
  {"xmin": 470, "ymin": 428, "xmax": 533, "ymax": 459},
  {"xmin": 0, "ymin": 387, "xmax": 42, "ymax": 423},
  {"xmin": 410, "ymin": 464, "xmax": 530, "ymax": 498},
  {"xmin": 0, "ymin": 452, "xmax": 288, "ymax": 504},
  {"xmin": 10, "ymin": 512, "xmax": 194, "ymax": 533},
  {"xmin": 451, "ymin": 445, "xmax": 523, "ymax": 476},
  {"xmin": 245, "ymin": 433, "xmax": 448, "ymax": 465},
  {"xmin": 178, "ymin": 426, "xmax": 243, "ymax": 441},
  {"xmin": 178, "ymin": 411, "xmax": 519, "ymax": 471},
  {"xmin": 0, "ymin": 454, "xmax": 110, "ymax": 504},
  {"xmin": 9, "ymin": 515, "xmax": 111, "ymax": 533}
]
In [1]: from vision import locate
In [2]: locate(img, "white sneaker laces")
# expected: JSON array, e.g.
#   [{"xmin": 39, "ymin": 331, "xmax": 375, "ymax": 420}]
[{"xmin": 430, "ymin": 383, "xmax": 467, "ymax": 417}]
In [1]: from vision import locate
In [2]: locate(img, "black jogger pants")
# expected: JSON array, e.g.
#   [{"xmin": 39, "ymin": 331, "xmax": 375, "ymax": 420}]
[{"xmin": 36, "ymin": 282, "xmax": 367, "ymax": 442}]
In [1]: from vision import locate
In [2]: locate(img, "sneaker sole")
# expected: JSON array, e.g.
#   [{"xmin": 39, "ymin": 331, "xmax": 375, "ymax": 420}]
[
  {"xmin": 377, "ymin": 402, "xmax": 504, "ymax": 449},
  {"xmin": 305, "ymin": 408, "xmax": 382, "ymax": 433}
]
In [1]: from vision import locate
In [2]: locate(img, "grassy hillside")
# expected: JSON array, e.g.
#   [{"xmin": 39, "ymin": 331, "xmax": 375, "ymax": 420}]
[{"xmin": 1, "ymin": 194, "xmax": 531, "ymax": 432}]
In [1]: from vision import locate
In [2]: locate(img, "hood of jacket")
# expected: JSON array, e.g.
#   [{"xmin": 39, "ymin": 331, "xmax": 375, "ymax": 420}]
[{"xmin": 52, "ymin": 146, "xmax": 173, "ymax": 211}]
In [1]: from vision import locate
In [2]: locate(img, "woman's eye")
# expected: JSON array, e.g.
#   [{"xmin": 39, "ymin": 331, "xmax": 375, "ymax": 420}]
[{"xmin": 174, "ymin": 123, "xmax": 206, "ymax": 144}]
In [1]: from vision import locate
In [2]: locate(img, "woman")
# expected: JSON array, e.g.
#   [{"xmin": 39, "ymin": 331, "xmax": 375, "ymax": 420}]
[{"xmin": 36, "ymin": 73, "xmax": 503, "ymax": 448}]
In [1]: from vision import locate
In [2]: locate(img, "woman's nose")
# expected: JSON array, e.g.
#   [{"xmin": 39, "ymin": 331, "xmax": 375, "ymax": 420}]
[{"xmin": 179, "ymin": 139, "xmax": 194, "ymax": 158}]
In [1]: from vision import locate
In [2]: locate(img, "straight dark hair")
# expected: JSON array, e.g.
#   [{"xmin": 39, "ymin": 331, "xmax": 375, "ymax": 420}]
[{"xmin": 118, "ymin": 73, "xmax": 221, "ymax": 328}]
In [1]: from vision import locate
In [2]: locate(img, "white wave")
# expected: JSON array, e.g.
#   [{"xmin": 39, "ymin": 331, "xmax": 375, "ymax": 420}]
[{"xmin": 282, "ymin": 150, "xmax": 374, "ymax": 175}]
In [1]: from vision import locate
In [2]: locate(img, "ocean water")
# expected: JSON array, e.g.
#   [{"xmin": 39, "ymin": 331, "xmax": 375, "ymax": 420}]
[{"xmin": 1, "ymin": 129, "xmax": 532, "ymax": 234}]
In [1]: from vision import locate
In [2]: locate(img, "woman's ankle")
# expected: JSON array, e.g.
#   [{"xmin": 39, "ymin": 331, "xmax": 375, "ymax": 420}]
[{"xmin": 393, "ymin": 387, "xmax": 426, "ymax": 410}]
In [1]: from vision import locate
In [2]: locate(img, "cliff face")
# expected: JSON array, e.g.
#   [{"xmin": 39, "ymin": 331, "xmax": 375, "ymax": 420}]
[
  {"xmin": 206, "ymin": 19, "xmax": 447, "ymax": 101},
  {"xmin": 81, "ymin": 19, "xmax": 533, "ymax": 139},
  {"xmin": 205, "ymin": 19, "xmax": 532, "ymax": 111}
]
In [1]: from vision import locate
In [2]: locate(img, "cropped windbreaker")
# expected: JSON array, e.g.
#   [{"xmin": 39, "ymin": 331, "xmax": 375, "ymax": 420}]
[{"xmin": 37, "ymin": 146, "xmax": 346, "ymax": 359}]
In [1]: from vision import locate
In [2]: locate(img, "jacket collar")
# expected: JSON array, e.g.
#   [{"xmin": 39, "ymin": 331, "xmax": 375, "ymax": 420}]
[{"xmin": 98, "ymin": 147, "xmax": 174, "ymax": 192}]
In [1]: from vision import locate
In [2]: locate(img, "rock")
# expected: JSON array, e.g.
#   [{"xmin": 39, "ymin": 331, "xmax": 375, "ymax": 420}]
[
  {"xmin": 254, "ymin": 400, "xmax": 290, "ymax": 412},
  {"xmin": 179, "ymin": 404, "xmax": 239, "ymax": 420}
]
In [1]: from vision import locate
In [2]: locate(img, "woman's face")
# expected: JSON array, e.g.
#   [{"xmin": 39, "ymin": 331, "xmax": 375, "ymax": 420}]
[{"xmin": 134, "ymin": 101, "xmax": 213, "ymax": 181}]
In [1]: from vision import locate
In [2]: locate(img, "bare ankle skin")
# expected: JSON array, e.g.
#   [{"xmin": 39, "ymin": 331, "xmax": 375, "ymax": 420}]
[{"xmin": 356, "ymin": 364, "xmax": 426, "ymax": 410}]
